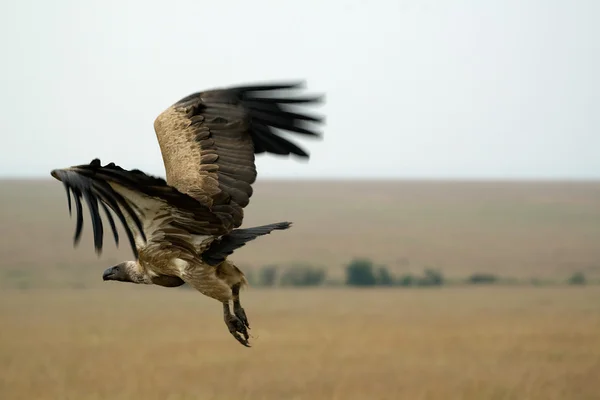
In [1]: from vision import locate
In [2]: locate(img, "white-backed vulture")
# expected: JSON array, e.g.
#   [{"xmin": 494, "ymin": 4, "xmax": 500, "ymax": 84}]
[{"xmin": 50, "ymin": 81, "xmax": 324, "ymax": 347}]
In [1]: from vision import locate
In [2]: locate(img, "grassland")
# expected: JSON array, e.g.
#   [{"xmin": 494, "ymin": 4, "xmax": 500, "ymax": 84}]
[
  {"xmin": 1, "ymin": 286, "xmax": 600, "ymax": 399},
  {"xmin": 1, "ymin": 179, "xmax": 600, "ymax": 399}
]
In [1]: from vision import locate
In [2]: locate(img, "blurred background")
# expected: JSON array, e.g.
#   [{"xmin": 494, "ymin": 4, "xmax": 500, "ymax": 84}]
[{"xmin": 1, "ymin": 1, "xmax": 599, "ymax": 399}]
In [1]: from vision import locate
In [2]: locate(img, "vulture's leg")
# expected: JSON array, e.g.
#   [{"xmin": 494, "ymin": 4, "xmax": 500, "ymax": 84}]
[
  {"xmin": 232, "ymin": 282, "xmax": 250, "ymax": 329},
  {"xmin": 223, "ymin": 301, "xmax": 250, "ymax": 347}
]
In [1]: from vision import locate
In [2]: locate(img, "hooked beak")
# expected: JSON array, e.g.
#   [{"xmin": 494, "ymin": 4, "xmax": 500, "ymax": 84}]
[{"xmin": 102, "ymin": 266, "xmax": 117, "ymax": 281}]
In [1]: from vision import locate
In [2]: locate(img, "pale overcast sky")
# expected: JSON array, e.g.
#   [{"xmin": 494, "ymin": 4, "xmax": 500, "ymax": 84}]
[{"xmin": 1, "ymin": 0, "xmax": 598, "ymax": 179}]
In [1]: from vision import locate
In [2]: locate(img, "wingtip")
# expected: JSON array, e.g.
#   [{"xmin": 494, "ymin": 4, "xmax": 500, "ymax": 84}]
[{"xmin": 235, "ymin": 80, "xmax": 307, "ymax": 94}]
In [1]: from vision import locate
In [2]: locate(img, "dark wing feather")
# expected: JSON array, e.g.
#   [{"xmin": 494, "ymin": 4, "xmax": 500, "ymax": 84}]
[
  {"xmin": 202, "ymin": 221, "xmax": 292, "ymax": 266},
  {"xmin": 51, "ymin": 159, "xmax": 232, "ymax": 258},
  {"xmin": 153, "ymin": 81, "xmax": 324, "ymax": 230}
]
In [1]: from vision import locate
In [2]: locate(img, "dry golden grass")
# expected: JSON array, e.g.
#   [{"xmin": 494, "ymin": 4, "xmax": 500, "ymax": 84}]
[{"xmin": 1, "ymin": 286, "xmax": 599, "ymax": 399}]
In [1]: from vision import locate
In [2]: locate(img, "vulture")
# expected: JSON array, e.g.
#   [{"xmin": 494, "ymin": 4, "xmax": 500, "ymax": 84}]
[{"xmin": 50, "ymin": 81, "xmax": 324, "ymax": 347}]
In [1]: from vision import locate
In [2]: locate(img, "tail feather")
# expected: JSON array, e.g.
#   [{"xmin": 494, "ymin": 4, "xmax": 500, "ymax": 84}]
[{"xmin": 202, "ymin": 222, "xmax": 292, "ymax": 266}]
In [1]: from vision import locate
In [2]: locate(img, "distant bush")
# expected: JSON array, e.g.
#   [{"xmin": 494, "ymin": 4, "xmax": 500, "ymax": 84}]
[
  {"xmin": 467, "ymin": 273, "xmax": 499, "ymax": 285},
  {"xmin": 568, "ymin": 272, "xmax": 586, "ymax": 285},
  {"xmin": 376, "ymin": 266, "xmax": 395, "ymax": 286},
  {"xmin": 243, "ymin": 270, "xmax": 258, "ymax": 286},
  {"xmin": 258, "ymin": 265, "xmax": 278, "ymax": 287},
  {"xmin": 221, "ymin": 260, "xmax": 597, "ymax": 290},
  {"xmin": 417, "ymin": 268, "xmax": 445, "ymax": 286},
  {"xmin": 279, "ymin": 264, "xmax": 327, "ymax": 287},
  {"xmin": 397, "ymin": 274, "xmax": 416, "ymax": 287},
  {"xmin": 345, "ymin": 258, "xmax": 378, "ymax": 286}
]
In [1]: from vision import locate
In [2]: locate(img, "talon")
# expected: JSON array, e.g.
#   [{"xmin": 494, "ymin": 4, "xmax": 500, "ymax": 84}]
[
  {"xmin": 234, "ymin": 304, "xmax": 250, "ymax": 330},
  {"xmin": 223, "ymin": 290, "xmax": 251, "ymax": 347},
  {"xmin": 225, "ymin": 315, "xmax": 250, "ymax": 347}
]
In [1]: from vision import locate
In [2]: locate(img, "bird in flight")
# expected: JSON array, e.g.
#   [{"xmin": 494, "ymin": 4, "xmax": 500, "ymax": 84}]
[{"xmin": 50, "ymin": 81, "xmax": 324, "ymax": 347}]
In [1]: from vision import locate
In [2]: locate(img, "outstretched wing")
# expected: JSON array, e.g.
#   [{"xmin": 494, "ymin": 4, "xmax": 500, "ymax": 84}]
[
  {"xmin": 50, "ymin": 159, "xmax": 232, "ymax": 259},
  {"xmin": 153, "ymin": 81, "xmax": 324, "ymax": 230}
]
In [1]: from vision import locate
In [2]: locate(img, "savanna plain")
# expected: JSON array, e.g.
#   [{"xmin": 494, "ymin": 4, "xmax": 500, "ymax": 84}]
[{"xmin": 1, "ymin": 179, "xmax": 600, "ymax": 399}]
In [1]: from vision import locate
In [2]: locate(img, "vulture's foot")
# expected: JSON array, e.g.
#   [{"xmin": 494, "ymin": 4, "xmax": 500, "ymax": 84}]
[
  {"xmin": 233, "ymin": 302, "xmax": 250, "ymax": 330},
  {"xmin": 223, "ymin": 302, "xmax": 250, "ymax": 347},
  {"xmin": 232, "ymin": 282, "xmax": 250, "ymax": 329}
]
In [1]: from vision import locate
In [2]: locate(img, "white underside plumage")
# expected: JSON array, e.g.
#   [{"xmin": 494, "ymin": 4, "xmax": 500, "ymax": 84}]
[{"xmin": 102, "ymin": 182, "xmax": 216, "ymax": 281}]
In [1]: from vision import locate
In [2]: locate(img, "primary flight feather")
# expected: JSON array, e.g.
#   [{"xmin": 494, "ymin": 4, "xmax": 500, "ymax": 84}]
[{"xmin": 50, "ymin": 81, "xmax": 324, "ymax": 347}]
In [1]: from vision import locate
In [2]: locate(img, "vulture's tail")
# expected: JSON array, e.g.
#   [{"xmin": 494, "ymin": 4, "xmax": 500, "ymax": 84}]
[{"xmin": 201, "ymin": 222, "xmax": 292, "ymax": 266}]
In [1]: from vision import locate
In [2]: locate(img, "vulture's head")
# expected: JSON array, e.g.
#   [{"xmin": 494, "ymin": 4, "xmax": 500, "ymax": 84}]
[{"xmin": 102, "ymin": 261, "xmax": 144, "ymax": 284}]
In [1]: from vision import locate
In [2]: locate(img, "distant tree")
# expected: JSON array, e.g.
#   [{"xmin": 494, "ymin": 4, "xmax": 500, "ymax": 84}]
[
  {"xmin": 467, "ymin": 273, "xmax": 499, "ymax": 285},
  {"xmin": 417, "ymin": 268, "xmax": 445, "ymax": 286},
  {"xmin": 376, "ymin": 266, "xmax": 395, "ymax": 286},
  {"xmin": 244, "ymin": 270, "xmax": 259, "ymax": 286},
  {"xmin": 259, "ymin": 265, "xmax": 278, "ymax": 287},
  {"xmin": 397, "ymin": 274, "xmax": 416, "ymax": 287},
  {"xmin": 279, "ymin": 264, "xmax": 327, "ymax": 287},
  {"xmin": 345, "ymin": 258, "xmax": 377, "ymax": 286},
  {"xmin": 568, "ymin": 272, "xmax": 586, "ymax": 285}
]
